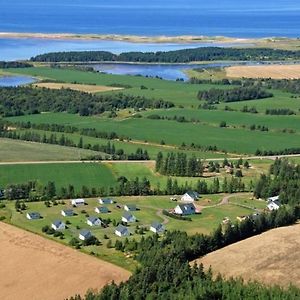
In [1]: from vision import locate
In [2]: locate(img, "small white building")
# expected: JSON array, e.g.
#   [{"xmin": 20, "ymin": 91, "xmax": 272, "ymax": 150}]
[
  {"xmin": 267, "ymin": 195, "xmax": 281, "ymax": 211},
  {"xmin": 71, "ymin": 198, "xmax": 85, "ymax": 206},
  {"xmin": 61, "ymin": 209, "xmax": 74, "ymax": 217},
  {"xmin": 181, "ymin": 191, "xmax": 199, "ymax": 203},
  {"xmin": 95, "ymin": 206, "xmax": 109, "ymax": 214},
  {"xmin": 150, "ymin": 221, "xmax": 165, "ymax": 234},
  {"xmin": 174, "ymin": 203, "xmax": 196, "ymax": 216},
  {"xmin": 51, "ymin": 220, "xmax": 66, "ymax": 231},
  {"xmin": 87, "ymin": 216, "xmax": 102, "ymax": 226},
  {"xmin": 26, "ymin": 212, "xmax": 41, "ymax": 220},
  {"xmin": 79, "ymin": 230, "xmax": 92, "ymax": 241},
  {"xmin": 99, "ymin": 198, "xmax": 114, "ymax": 204},
  {"xmin": 124, "ymin": 204, "xmax": 137, "ymax": 211},
  {"xmin": 267, "ymin": 200, "xmax": 281, "ymax": 211},
  {"xmin": 122, "ymin": 212, "xmax": 136, "ymax": 223},
  {"xmin": 115, "ymin": 224, "xmax": 130, "ymax": 237}
]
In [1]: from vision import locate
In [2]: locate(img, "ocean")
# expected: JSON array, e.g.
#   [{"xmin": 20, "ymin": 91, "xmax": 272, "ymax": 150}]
[
  {"xmin": 0, "ymin": 1, "xmax": 299, "ymax": 61},
  {"xmin": 0, "ymin": 0, "xmax": 299, "ymax": 37}
]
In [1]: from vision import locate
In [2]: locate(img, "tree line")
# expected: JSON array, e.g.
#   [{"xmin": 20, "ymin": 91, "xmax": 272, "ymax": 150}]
[
  {"xmin": 0, "ymin": 61, "xmax": 32, "ymax": 68},
  {"xmin": 0, "ymin": 129, "xmax": 149, "ymax": 161},
  {"xmin": 198, "ymin": 86, "xmax": 273, "ymax": 104},
  {"xmin": 0, "ymin": 86, "xmax": 174, "ymax": 117},
  {"xmin": 30, "ymin": 47, "xmax": 300, "ymax": 63}
]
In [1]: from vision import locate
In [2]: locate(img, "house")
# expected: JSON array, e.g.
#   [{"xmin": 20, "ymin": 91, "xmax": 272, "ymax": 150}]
[
  {"xmin": 51, "ymin": 220, "xmax": 65, "ymax": 231},
  {"xmin": 95, "ymin": 206, "xmax": 109, "ymax": 214},
  {"xmin": 99, "ymin": 198, "xmax": 114, "ymax": 205},
  {"xmin": 267, "ymin": 195, "xmax": 279, "ymax": 202},
  {"xmin": 87, "ymin": 216, "xmax": 102, "ymax": 226},
  {"xmin": 267, "ymin": 200, "xmax": 281, "ymax": 211},
  {"xmin": 124, "ymin": 204, "xmax": 137, "ymax": 211},
  {"xmin": 79, "ymin": 230, "xmax": 92, "ymax": 241},
  {"xmin": 181, "ymin": 191, "xmax": 199, "ymax": 203},
  {"xmin": 26, "ymin": 212, "xmax": 41, "ymax": 220},
  {"xmin": 115, "ymin": 224, "xmax": 130, "ymax": 237},
  {"xmin": 267, "ymin": 195, "xmax": 281, "ymax": 211},
  {"xmin": 122, "ymin": 212, "xmax": 136, "ymax": 223},
  {"xmin": 71, "ymin": 198, "xmax": 85, "ymax": 206},
  {"xmin": 174, "ymin": 203, "xmax": 196, "ymax": 216},
  {"xmin": 61, "ymin": 209, "xmax": 74, "ymax": 217},
  {"xmin": 150, "ymin": 221, "xmax": 165, "ymax": 234}
]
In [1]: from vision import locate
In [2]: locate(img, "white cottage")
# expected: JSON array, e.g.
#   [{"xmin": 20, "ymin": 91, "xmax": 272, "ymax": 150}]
[
  {"xmin": 51, "ymin": 220, "xmax": 66, "ymax": 231},
  {"xmin": 71, "ymin": 198, "xmax": 85, "ymax": 206}
]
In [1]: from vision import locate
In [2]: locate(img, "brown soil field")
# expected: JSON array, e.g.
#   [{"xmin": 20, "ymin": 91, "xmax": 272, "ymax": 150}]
[
  {"xmin": 0, "ymin": 222, "xmax": 130, "ymax": 300},
  {"xmin": 194, "ymin": 223, "xmax": 300, "ymax": 288},
  {"xmin": 34, "ymin": 82, "xmax": 123, "ymax": 93},
  {"xmin": 226, "ymin": 65, "xmax": 300, "ymax": 79}
]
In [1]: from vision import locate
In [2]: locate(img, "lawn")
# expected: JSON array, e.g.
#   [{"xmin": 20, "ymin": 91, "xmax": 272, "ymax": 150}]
[
  {"xmin": 0, "ymin": 193, "xmax": 260, "ymax": 268},
  {"xmin": 0, "ymin": 138, "xmax": 99, "ymax": 162}
]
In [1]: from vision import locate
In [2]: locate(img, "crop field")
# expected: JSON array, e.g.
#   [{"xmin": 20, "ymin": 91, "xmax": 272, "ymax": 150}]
[
  {"xmin": 0, "ymin": 162, "xmax": 117, "ymax": 191},
  {"xmin": 34, "ymin": 82, "xmax": 123, "ymax": 93},
  {"xmin": 0, "ymin": 138, "xmax": 99, "ymax": 162},
  {"xmin": 0, "ymin": 193, "xmax": 262, "ymax": 268},
  {"xmin": 0, "ymin": 222, "xmax": 130, "ymax": 300},
  {"xmin": 7, "ymin": 112, "xmax": 300, "ymax": 154},
  {"xmin": 226, "ymin": 64, "xmax": 300, "ymax": 79},
  {"xmin": 195, "ymin": 223, "xmax": 300, "ymax": 288}
]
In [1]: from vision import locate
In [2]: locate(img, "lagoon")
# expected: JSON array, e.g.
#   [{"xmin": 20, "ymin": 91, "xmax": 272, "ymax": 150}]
[{"xmin": 0, "ymin": 76, "xmax": 36, "ymax": 87}]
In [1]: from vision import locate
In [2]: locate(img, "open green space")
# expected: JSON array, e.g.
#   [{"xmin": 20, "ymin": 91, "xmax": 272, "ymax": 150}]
[
  {"xmin": 7, "ymin": 112, "xmax": 300, "ymax": 154},
  {"xmin": 0, "ymin": 138, "xmax": 100, "ymax": 162},
  {"xmin": 0, "ymin": 163, "xmax": 117, "ymax": 191},
  {"xmin": 0, "ymin": 192, "xmax": 263, "ymax": 269}
]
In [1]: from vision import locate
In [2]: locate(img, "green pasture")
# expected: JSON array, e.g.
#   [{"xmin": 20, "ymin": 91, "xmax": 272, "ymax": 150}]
[{"xmin": 0, "ymin": 138, "xmax": 100, "ymax": 162}]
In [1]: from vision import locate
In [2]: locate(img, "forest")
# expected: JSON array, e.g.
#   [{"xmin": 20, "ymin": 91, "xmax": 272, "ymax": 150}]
[
  {"xmin": 0, "ymin": 87, "xmax": 173, "ymax": 117},
  {"xmin": 30, "ymin": 47, "xmax": 300, "ymax": 63},
  {"xmin": 198, "ymin": 87, "xmax": 273, "ymax": 103},
  {"xmin": 0, "ymin": 61, "xmax": 32, "ymax": 68}
]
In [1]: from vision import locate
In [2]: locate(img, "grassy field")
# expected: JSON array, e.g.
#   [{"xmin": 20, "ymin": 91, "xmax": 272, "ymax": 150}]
[
  {"xmin": 7, "ymin": 112, "xmax": 300, "ymax": 154},
  {"xmin": 0, "ymin": 193, "xmax": 262, "ymax": 268},
  {"xmin": 195, "ymin": 223, "xmax": 300, "ymax": 288},
  {"xmin": 34, "ymin": 82, "xmax": 123, "ymax": 93},
  {"xmin": 4, "ymin": 66, "xmax": 300, "ymax": 155},
  {"xmin": 226, "ymin": 64, "xmax": 300, "ymax": 79},
  {"xmin": 0, "ymin": 162, "xmax": 117, "ymax": 191},
  {"xmin": 6, "ymin": 67, "xmax": 232, "ymax": 107},
  {"xmin": 0, "ymin": 138, "xmax": 100, "ymax": 162},
  {"xmin": 0, "ymin": 160, "xmax": 270, "ymax": 195}
]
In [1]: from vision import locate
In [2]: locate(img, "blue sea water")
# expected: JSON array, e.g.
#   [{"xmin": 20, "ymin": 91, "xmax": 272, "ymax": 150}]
[{"xmin": 0, "ymin": 0, "xmax": 299, "ymax": 37}]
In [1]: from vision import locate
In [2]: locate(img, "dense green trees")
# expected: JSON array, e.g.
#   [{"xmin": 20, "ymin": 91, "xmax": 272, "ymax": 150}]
[
  {"xmin": 254, "ymin": 158, "xmax": 300, "ymax": 206},
  {"xmin": 31, "ymin": 47, "xmax": 300, "ymax": 63},
  {"xmin": 155, "ymin": 152, "xmax": 204, "ymax": 177},
  {"xmin": 0, "ymin": 87, "xmax": 174, "ymax": 117},
  {"xmin": 198, "ymin": 87, "xmax": 273, "ymax": 104},
  {"xmin": 0, "ymin": 61, "xmax": 32, "ymax": 68}
]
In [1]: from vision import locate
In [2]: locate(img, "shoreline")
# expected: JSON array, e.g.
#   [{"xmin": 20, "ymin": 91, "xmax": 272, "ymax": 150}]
[{"xmin": 0, "ymin": 31, "xmax": 297, "ymax": 45}]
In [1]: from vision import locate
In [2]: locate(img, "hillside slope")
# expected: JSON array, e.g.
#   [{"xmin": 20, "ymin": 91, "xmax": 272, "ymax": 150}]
[{"xmin": 194, "ymin": 223, "xmax": 300, "ymax": 287}]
